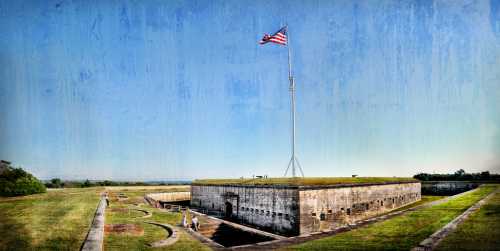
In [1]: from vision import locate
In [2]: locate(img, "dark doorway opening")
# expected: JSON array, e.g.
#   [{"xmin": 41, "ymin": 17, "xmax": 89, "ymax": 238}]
[{"xmin": 225, "ymin": 202, "xmax": 233, "ymax": 218}]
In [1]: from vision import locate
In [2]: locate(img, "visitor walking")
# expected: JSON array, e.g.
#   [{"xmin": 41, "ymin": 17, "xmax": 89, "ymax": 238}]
[
  {"xmin": 104, "ymin": 193, "xmax": 109, "ymax": 207},
  {"xmin": 181, "ymin": 212, "xmax": 188, "ymax": 228},
  {"xmin": 191, "ymin": 215, "xmax": 200, "ymax": 231}
]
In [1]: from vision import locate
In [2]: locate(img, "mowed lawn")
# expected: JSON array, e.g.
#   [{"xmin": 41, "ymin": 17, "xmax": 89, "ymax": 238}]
[
  {"xmin": 436, "ymin": 188, "xmax": 500, "ymax": 251},
  {"xmin": 104, "ymin": 187, "xmax": 210, "ymax": 251},
  {"xmin": 0, "ymin": 187, "xmax": 103, "ymax": 251},
  {"xmin": 285, "ymin": 185, "xmax": 498, "ymax": 251}
]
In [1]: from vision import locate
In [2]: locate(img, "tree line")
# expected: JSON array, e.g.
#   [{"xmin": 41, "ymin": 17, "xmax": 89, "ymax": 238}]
[
  {"xmin": 0, "ymin": 160, "xmax": 46, "ymax": 196},
  {"xmin": 45, "ymin": 178, "xmax": 190, "ymax": 188},
  {"xmin": 414, "ymin": 169, "xmax": 500, "ymax": 181}
]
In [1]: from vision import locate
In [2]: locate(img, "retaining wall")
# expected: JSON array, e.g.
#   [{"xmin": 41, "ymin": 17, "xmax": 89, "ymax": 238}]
[
  {"xmin": 421, "ymin": 181, "xmax": 479, "ymax": 195},
  {"xmin": 146, "ymin": 191, "xmax": 191, "ymax": 202}
]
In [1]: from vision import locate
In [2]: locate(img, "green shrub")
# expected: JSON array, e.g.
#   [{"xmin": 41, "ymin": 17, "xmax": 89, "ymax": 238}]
[{"xmin": 0, "ymin": 162, "xmax": 46, "ymax": 196}]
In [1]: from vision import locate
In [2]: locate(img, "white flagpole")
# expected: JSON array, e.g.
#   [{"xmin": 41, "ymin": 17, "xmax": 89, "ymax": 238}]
[{"xmin": 284, "ymin": 25, "xmax": 304, "ymax": 178}]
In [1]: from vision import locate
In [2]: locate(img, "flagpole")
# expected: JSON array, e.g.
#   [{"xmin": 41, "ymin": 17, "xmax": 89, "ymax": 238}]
[{"xmin": 284, "ymin": 25, "xmax": 304, "ymax": 178}]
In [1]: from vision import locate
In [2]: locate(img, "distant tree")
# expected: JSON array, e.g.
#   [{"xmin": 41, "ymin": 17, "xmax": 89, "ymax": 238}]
[
  {"xmin": 0, "ymin": 161, "xmax": 46, "ymax": 196},
  {"xmin": 481, "ymin": 171, "xmax": 490, "ymax": 180},
  {"xmin": 81, "ymin": 179, "xmax": 92, "ymax": 187},
  {"xmin": 454, "ymin": 169, "xmax": 466, "ymax": 177},
  {"xmin": 414, "ymin": 169, "xmax": 500, "ymax": 182},
  {"xmin": 50, "ymin": 178, "xmax": 62, "ymax": 188},
  {"xmin": 413, "ymin": 173, "xmax": 431, "ymax": 181},
  {"xmin": 103, "ymin": 180, "xmax": 115, "ymax": 186}
]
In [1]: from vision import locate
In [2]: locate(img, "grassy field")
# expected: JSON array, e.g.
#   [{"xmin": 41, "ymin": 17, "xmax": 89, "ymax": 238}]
[
  {"xmin": 193, "ymin": 177, "xmax": 417, "ymax": 186},
  {"xmin": 0, "ymin": 185, "xmax": 200, "ymax": 251},
  {"xmin": 436, "ymin": 189, "xmax": 500, "ymax": 251},
  {"xmin": 285, "ymin": 185, "xmax": 498, "ymax": 251},
  {"xmin": 0, "ymin": 187, "xmax": 103, "ymax": 251},
  {"xmin": 104, "ymin": 188, "xmax": 210, "ymax": 251},
  {"xmin": 2, "ymin": 183, "xmax": 496, "ymax": 251}
]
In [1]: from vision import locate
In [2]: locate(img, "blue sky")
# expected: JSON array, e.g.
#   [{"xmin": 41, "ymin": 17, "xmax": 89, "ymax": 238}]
[{"xmin": 0, "ymin": 0, "xmax": 499, "ymax": 180}]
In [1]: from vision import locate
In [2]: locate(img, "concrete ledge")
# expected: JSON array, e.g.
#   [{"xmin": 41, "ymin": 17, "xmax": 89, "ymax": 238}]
[
  {"xmin": 144, "ymin": 222, "xmax": 179, "ymax": 247},
  {"xmin": 81, "ymin": 195, "xmax": 106, "ymax": 251}
]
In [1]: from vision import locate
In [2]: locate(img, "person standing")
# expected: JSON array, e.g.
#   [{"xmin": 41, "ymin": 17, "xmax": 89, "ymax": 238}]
[
  {"xmin": 104, "ymin": 193, "xmax": 110, "ymax": 207},
  {"xmin": 181, "ymin": 212, "xmax": 188, "ymax": 228},
  {"xmin": 191, "ymin": 215, "xmax": 200, "ymax": 231}
]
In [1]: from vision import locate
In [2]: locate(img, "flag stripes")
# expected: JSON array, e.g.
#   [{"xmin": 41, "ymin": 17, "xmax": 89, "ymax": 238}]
[{"xmin": 259, "ymin": 27, "xmax": 287, "ymax": 46}]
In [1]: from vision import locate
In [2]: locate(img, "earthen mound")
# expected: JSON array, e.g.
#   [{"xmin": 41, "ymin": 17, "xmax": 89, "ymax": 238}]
[{"xmin": 105, "ymin": 224, "xmax": 144, "ymax": 236}]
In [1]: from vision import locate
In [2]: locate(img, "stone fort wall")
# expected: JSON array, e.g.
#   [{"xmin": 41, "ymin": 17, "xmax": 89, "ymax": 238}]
[
  {"xmin": 299, "ymin": 182, "xmax": 421, "ymax": 234},
  {"xmin": 192, "ymin": 181, "xmax": 421, "ymax": 236},
  {"xmin": 191, "ymin": 185, "xmax": 300, "ymax": 235}
]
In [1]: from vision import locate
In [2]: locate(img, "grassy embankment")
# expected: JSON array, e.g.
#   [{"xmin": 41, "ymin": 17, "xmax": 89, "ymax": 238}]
[
  {"xmin": 104, "ymin": 186, "xmax": 210, "ymax": 251},
  {"xmin": 0, "ymin": 187, "xmax": 102, "ymax": 250},
  {"xmin": 285, "ymin": 185, "xmax": 498, "ymax": 251},
  {"xmin": 193, "ymin": 177, "xmax": 417, "ymax": 186},
  {"xmin": 0, "ymin": 185, "xmax": 205, "ymax": 251},
  {"xmin": 436, "ymin": 188, "xmax": 500, "ymax": 251}
]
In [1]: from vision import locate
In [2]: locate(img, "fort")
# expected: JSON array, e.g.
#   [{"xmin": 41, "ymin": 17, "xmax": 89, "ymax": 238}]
[{"xmin": 190, "ymin": 177, "xmax": 421, "ymax": 236}]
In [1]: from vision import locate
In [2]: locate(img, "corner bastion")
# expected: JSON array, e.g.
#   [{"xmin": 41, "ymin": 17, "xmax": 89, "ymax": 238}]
[{"xmin": 191, "ymin": 177, "xmax": 421, "ymax": 236}]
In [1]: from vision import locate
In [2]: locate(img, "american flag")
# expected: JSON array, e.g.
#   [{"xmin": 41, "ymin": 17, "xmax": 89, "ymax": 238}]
[{"xmin": 259, "ymin": 27, "xmax": 287, "ymax": 45}]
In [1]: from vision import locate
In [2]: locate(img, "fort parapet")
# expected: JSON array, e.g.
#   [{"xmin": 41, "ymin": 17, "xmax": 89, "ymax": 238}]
[{"xmin": 191, "ymin": 178, "xmax": 421, "ymax": 236}]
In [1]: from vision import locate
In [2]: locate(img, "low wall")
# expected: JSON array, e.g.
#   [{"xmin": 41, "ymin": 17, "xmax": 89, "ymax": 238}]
[
  {"xmin": 146, "ymin": 192, "xmax": 191, "ymax": 202},
  {"xmin": 81, "ymin": 196, "xmax": 106, "ymax": 251},
  {"xmin": 421, "ymin": 181, "xmax": 479, "ymax": 195},
  {"xmin": 145, "ymin": 192, "xmax": 191, "ymax": 208}
]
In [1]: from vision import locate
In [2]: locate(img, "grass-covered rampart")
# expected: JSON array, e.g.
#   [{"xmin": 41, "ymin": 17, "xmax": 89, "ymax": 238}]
[{"xmin": 193, "ymin": 177, "xmax": 418, "ymax": 186}]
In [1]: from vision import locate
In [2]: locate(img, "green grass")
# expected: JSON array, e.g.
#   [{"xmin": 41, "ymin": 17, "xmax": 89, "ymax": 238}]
[
  {"xmin": 436, "ymin": 189, "xmax": 500, "ymax": 251},
  {"xmin": 104, "ymin": 188, "xmax": 210, "ymax": 251},
  {"xmin": 193, "ymin": 177, "xmax": 418, "ymax": 186},
  {"xmin": 0, "ymin": 185, "xmax": 206, "ymax": 251},
  {"xmin": 285, "ymin": 185, "xmax": 498, "ymax": 251},
  {"xmin": 0, "ymin": 187, "xmax": 103, "ymax": 251}
]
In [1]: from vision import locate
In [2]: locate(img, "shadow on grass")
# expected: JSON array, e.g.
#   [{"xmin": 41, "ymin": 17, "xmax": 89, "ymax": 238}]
[{"xmin": 0, "ymin": 209, "xmax": 32, "ymax": 251}]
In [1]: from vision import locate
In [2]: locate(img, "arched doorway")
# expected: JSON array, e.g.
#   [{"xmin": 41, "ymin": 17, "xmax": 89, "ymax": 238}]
[{"xmin": 225, "ymin": 201, "xmax": 233, "ymax": 218}]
